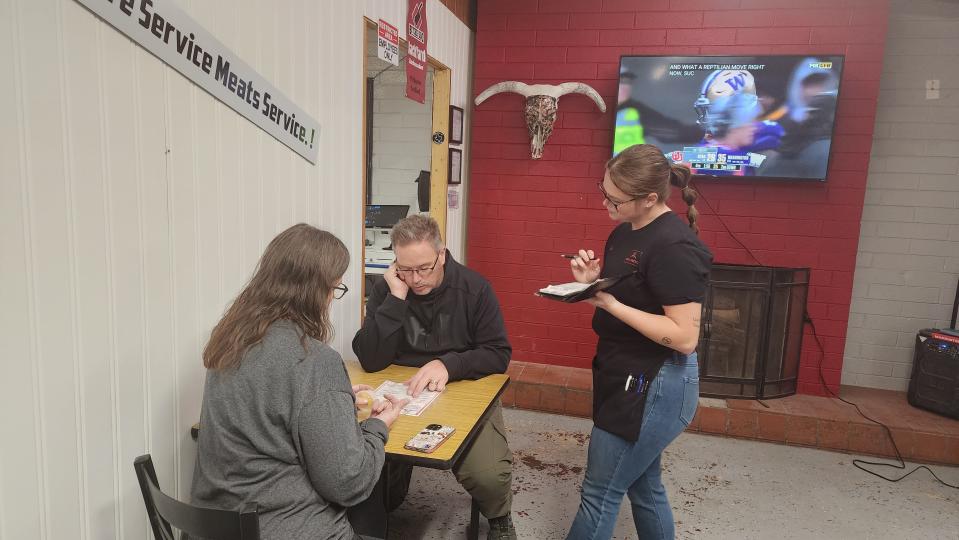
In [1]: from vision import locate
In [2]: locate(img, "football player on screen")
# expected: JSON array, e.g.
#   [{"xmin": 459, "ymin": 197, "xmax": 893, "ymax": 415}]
[
  {"xmin": 615, "ymin": 65, "xmax": 704, "ymax": 156},
  {"xmin": 757, "ymin": 58, "xmax": 840, "ymax": 178},
  {"xmin": 688, "ymin": 69, "xmax": 784, "ymax": 175}
]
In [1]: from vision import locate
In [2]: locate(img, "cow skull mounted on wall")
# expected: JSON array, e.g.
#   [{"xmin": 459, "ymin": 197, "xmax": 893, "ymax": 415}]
[{"xmin": 474, "ymin": 81, "xmax": 607, "ymax": 160}]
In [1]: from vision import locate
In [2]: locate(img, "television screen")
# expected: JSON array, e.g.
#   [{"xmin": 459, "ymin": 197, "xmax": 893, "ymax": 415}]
[{"xmin": 614, "ymin": 55, "xmax": 844, "ymax": 181}]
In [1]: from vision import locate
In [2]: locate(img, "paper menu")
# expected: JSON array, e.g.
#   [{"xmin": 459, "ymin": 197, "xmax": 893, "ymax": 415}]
[{"xmin": 371, "ymin": 380, "xmax": 442, "ymax": 416}]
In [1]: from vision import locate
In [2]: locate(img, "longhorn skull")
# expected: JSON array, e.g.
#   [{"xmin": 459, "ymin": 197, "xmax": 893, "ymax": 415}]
[{"xmin": 474, "ymin": 81, "xmax": 607, "ymax": 159}]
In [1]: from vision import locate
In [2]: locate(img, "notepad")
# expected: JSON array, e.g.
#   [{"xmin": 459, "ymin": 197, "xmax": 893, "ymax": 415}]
[
  {"xmin": 538, "ymin": 281, "xmax": 594, "ymax": 296},
  {"xmin": 536, "ymin": 273, "xmax": 632, "ymax": 303}
]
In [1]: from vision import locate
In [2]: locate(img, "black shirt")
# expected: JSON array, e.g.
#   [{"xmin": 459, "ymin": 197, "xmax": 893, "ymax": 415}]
[
  {"xmin": 352, "ymin": 251, "xmax": 512, "ymax": 381},
  {"xmin": 591, "ymin": 211, "xmax": 712, "ymax": 441}
]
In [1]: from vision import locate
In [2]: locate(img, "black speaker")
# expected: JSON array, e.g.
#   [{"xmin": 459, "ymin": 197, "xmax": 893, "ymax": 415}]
[
  {"xmin": 908, "ymin": 329, "xmax": 959, "ymax": 420},
  {"xmin": 415, "ymin": 170, "xmax": 430, "ymax": 213}
]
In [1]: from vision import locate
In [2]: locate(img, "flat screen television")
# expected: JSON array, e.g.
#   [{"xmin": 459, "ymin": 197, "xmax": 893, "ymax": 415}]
[{"xmin": 614, "ymin": 55, "xmax": 845, "ymax": 181}]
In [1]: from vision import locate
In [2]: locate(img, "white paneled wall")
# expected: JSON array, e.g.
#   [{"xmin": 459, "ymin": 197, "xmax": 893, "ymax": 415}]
[{"xmin": 0, "ymin": 0, "xmax": 471, "ymax": 538}]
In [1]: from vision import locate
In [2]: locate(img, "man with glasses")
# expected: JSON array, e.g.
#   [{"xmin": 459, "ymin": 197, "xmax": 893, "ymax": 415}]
[{"xmin": 352, "ymin": 214, "xmax": 516, "ymax": 540}]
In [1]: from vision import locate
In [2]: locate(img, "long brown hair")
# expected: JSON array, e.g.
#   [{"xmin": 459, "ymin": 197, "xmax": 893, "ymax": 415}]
[
  {"xmin": 203, "ymin": 224, "xmax": 350, "ymax": 370},
  {"xmin": 606, "ymin": 144, "xmax": 700, "ymax": 233}
]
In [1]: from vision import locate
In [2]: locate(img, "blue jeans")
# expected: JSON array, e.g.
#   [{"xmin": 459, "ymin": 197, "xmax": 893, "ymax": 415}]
[{"xmin": 566, "ymin": 353, "xmax": 699, "ymax": 540}]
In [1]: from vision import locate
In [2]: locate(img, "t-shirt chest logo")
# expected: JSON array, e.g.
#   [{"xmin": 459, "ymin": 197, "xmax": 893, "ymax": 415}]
[{"xmin": 624, "ymin": 250, "xmax": 642, "ymax": 268}]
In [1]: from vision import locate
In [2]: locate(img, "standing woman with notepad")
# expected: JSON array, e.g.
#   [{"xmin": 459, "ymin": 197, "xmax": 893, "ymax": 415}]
[{"xmin": 565, "ymin": 144, "xmax": 713, "ymax": 540}]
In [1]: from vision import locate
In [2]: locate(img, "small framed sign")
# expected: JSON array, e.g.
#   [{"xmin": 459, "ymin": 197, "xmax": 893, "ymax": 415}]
[
  {"xmin": 448, "ymin": 147, "xmax": 462, "ymax": 185},
  {"xmin": 449, "ymin": 105, "xmax": 464, "ymax": 145},
  {"xmin": 376, "ymin": 19, "xmax": 399, "ymax": 66}
]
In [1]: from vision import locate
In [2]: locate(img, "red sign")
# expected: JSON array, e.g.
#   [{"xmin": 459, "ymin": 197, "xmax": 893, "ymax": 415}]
[
  {"xmin": 377, "ymin": 19, "xmax": 399, "ymax": 66},
  {"xmin": 405, "ymin": 0, "xmax": 428, "ymax": 103}
]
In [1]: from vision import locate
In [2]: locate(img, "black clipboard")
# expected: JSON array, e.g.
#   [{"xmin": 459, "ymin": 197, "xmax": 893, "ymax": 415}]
[{"xmin": 535, "ymin": 273, "xmax": 632, "ymax": 303}]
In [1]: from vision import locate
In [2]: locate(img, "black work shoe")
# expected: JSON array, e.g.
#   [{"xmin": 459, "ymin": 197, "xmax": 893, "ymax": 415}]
[{"xmin": 487, "ymin": 514, "xmax": 517, "ymax": 540}]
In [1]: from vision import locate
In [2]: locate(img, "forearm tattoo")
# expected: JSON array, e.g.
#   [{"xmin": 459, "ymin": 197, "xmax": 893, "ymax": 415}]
[{"xmin": 661, "ymin": 336, "xmax": 672, "ymax": 345}]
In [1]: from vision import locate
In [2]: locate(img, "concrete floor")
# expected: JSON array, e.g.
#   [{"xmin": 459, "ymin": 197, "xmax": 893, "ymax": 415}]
[{"xmin": 388, "ymin": 409, "xmax": 959, "ymax": 540}]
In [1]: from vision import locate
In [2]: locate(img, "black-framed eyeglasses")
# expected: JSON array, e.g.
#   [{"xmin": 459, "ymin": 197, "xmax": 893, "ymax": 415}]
[
  {"xmin": 396, "ymin": 252, "xmax": 441, "ymax": 279},
  {"xmin": 597, "ymin": 182, "xmax": 638, "ymax": 211},
  {"xmin": 333, "ymin": 283, "xmax": 349, "ymax": 299}
]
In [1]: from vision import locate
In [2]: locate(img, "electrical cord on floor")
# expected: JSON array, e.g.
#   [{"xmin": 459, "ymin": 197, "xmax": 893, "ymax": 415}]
[
  {"xmin": 692, "ymin": 180, "xmax": 957, "ymax": 489},
  {"xmin": 806, "ymin": 314, "xmax": 958, "ymax": 490}
]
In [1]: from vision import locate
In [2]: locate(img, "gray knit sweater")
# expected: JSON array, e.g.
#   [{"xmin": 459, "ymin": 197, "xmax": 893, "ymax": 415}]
[{"xmin": 190, "ymin": 320, "xmax": 388, "ymax": 540}]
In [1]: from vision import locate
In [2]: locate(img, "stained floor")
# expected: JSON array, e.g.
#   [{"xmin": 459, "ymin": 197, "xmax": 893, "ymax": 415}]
[{"xmin": 387, "ymin": 408, "xmax": 959, "ymax": 540}]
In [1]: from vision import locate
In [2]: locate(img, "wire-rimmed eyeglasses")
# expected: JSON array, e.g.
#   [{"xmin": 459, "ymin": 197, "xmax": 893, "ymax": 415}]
[{"xmin": 396, "ymin": 252, "xmax": 441, "ymax": 279}]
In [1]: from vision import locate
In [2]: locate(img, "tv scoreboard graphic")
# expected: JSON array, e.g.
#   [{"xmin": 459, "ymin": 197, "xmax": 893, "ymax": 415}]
[{"xmin": 673, "ymin": 148, "xmax": 767, "ymax": 172}]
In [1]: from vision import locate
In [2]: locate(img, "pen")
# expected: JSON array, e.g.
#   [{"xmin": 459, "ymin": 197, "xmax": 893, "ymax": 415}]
[{"xmin": 561, "ymin": 253, "xmax": 598, "ymax": 260}]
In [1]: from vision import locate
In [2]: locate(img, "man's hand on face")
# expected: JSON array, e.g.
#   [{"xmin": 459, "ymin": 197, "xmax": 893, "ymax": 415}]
[
  {"xmin": 404, "ymin": 359, "xmax": 449, "ymax": 397},
  {"xmin": 384, "ymin": 262, "xmax": 410, "ymax": 300}
]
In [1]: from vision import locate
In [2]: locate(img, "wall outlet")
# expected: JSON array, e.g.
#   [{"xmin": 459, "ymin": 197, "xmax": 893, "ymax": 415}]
[{"xmin": 926, "ymin": 79, "xmax": 940, "ymax": 100}]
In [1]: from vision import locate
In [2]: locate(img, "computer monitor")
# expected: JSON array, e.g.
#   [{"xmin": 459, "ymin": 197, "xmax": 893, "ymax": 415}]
[{"xmin": 365, "ymin": 204, "xmax": 409, "ymax": 228}]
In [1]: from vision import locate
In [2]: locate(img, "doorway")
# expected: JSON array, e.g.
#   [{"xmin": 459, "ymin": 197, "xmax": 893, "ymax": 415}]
[{"xmin": 361, "ymin": 19, "xmax": 451, "ymax": 309}]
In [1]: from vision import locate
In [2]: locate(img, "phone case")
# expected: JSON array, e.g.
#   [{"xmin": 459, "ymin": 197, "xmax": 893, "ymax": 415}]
[{"xmin": 404, "ymin": 424, "xmax": 455, "ymax": 453}]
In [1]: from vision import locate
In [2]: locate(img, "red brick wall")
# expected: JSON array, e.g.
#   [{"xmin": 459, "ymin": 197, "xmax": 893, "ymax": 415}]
[{"xmin": 467, "ymin": 0, "xmax": 889, "ymax": 395}]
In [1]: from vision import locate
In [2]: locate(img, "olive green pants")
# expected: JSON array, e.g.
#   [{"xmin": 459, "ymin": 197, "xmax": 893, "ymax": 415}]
[{"xmin": 388, "ymin": 401, "xmax": 513, "ymax": 519}]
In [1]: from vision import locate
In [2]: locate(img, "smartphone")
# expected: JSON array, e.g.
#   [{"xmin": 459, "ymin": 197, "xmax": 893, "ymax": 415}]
[{"xmin": 404, "ymin": 424, "xmax": 455, "ymax": 453}]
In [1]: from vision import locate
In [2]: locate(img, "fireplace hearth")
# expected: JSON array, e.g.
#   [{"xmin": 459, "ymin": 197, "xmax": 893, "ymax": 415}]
[{"xmin": 698, "ymin": 264, "xmax": 809, "ymax": 399}]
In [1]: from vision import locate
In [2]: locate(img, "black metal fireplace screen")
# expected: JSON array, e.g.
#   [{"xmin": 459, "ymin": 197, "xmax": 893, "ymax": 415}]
[{"xmin": 698, "ymin": 264, "xmax": 809, "ymax": 399}]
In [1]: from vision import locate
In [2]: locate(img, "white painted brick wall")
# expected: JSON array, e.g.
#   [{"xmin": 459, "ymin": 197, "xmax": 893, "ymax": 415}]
[
  {"xmin": 842, "ymin": 0, "xmax": 959, "ymax": 391},
  {"xmin": 370, "ymin": 69, "xmax": 434, "ymax": 213}
]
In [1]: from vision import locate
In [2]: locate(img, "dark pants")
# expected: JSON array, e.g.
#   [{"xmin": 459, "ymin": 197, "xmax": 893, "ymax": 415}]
[{"xmin": 389, "ymin": 401, "xmax": 513, "ymax": 519}]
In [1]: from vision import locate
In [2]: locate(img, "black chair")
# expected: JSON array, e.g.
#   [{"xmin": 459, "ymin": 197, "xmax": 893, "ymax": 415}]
[{"xmin": 134, "ymin": 454, "xmax": 260, "ymax": 540}]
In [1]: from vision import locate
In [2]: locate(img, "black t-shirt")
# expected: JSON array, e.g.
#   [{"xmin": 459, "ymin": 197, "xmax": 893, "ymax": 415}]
[{"xmin": 590, "ymin": 211, "xmax": 712, "ymax": 441}]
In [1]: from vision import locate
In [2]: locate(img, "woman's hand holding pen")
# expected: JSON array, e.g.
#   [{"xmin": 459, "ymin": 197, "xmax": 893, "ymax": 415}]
[{"xmin": 568, "ymin": 249, "xmax": 601, "ymax": 283}]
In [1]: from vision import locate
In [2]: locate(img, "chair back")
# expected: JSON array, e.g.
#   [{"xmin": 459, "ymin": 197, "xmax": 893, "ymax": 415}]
[{"xmin": 134, "ymin": 454, "xmax": 260, "ymax": 540}]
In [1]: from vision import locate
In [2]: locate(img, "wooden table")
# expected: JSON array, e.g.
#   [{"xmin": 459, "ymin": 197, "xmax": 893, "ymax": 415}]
[
  {"xmin": 345, "ymin": 361, "xmax": 510, "ymax": 539},
  {"xmin": 346, "ymin": 362, "xmax": 510, "ymax": 467}
]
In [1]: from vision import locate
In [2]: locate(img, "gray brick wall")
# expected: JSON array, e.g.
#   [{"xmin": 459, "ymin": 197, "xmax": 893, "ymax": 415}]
[{"xmin": 842, "ymin": 0, "xmax": 959, "ymax": 391}]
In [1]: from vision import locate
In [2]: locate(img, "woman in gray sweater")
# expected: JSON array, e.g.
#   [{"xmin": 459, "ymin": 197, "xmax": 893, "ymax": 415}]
[{"xmin": 190, "ymin": 224, "xmax": 406, "ymax": 540}]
